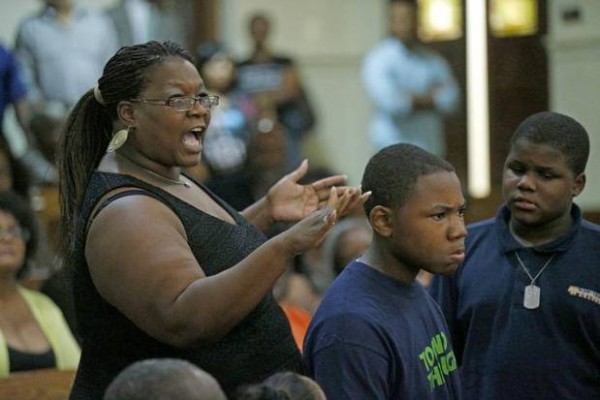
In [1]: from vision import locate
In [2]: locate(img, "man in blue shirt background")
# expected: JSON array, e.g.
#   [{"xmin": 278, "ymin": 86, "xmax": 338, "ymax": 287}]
[
  {"xmin": 0, "ymin": 43, "xmax": 29, "ymax": 143},
  {"xmin": 362, "ymin": 0, "xmax": 459, "ymax": 157}
]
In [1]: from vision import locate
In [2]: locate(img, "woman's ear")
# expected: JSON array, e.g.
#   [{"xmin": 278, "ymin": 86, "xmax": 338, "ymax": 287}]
[
  {"xmin": 117, "ymin": 100, "xmax": 136, "ymax": 127},
  {"xmin": 368, "ymin": 205, "xmax": 393, "ymax": 237}
]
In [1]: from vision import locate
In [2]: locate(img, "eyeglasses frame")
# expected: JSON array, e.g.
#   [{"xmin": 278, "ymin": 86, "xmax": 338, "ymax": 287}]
[
  {"xmin": 130, "ymin": 94, "xmax": 220, "ymax": 112},
  {"xmin": 0, "ymin": 225, "xmax": 30, "ymax": 241}
]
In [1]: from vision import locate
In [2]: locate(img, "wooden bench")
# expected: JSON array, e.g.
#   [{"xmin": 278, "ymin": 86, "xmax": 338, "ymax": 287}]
[{"xmin": 0, "ymin": 368, "xmax": 76, "ymax": 400}]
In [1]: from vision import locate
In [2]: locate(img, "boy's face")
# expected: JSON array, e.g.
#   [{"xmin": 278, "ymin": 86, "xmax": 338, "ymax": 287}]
[
  {"xmin": 388, "ymin": 171, "xmax": 466, "ymax": 276},
  {"xmin": 502, "ymin": 138, "xmax": 585, "ymax": 229}
]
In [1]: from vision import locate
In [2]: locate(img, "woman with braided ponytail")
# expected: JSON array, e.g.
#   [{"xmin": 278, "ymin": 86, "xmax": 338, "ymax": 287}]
[{"xmin": 57, "ymin": 41, "xmax": 368, "ymax": 399}]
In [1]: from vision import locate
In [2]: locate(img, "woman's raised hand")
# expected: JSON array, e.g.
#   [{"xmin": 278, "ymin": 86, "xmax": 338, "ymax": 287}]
[{"xmin": 267, "ymin": 159, "xmax": 371, "ymax": 223}]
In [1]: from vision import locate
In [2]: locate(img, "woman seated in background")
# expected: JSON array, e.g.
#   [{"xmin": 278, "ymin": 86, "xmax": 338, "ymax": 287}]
[{"xmin": 0, "ymin": 191, "xmax": 80, "ymax": 376}]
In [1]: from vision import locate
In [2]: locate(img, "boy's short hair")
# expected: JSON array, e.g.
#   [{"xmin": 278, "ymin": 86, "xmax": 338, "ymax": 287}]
[
  {"xmin": 511, "ymin": 111, "xmax": 589, "ymax": 175},
  {"xmin": 362, "ymin": 143, "xmax": 455, "ymax": 217}
]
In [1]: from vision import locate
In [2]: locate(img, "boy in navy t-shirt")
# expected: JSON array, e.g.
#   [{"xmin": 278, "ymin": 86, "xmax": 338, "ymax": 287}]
[{"xmin": 303, "ymin": 143, "xmax": 465, "ymax": 399}]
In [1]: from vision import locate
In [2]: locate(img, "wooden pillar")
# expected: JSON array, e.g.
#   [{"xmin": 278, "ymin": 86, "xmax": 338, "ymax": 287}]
[{"xmin": 191, "ymin": 0, "xmax": 220, "ymax": 51}]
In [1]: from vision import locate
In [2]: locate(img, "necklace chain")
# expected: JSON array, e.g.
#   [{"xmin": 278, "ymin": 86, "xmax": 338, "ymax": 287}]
[
  {"xmin": 116, "ymin": 152, "xmax": 191, "ymax": 188},
  {"xmin": 515, "ymin": 252, "xmax": 556, "ymax": 285}
]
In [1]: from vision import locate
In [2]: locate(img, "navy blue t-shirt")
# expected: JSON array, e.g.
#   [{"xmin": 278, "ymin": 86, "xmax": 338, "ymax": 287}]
[{"xmin": 304, "ymin": 261, "xmax": 462, "ymax": 399}]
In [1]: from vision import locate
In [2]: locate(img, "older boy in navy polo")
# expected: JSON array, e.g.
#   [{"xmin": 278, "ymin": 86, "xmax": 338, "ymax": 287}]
[{"xmin": 430, "ymin": 111, "xmax": 600, "ymax": 399}]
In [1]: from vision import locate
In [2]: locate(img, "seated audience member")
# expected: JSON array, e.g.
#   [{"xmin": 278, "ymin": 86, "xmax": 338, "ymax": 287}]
[
  {"xmin": 315, "ymin": 215, "xmax": 372, "ymax": 293},
  {"xmin": 429, "ymin": 111, "xmax": 600, "ymax": 399},
  {"xmin": 235, "ymin": 371, "xmax": 326, "ymax": 400},
  {"xmin": 103, "ymin": 358, "xmax": 227, "ymax": 400},
  {"xmin": 272, "ymin": 268, "xmax": 319, "ymax": 351},
  {"xmin": 0, "ymin": 136, "xmax": 31, "ymax": 199},
  {"xmin": 0, "ymin": 137, "xmax": 56, "ymax": 283},
  {"xmin": 0, "ymin": 191, "xmax": 80, "ymax": 377},
  {"xmin": 303, "ymin": 144, "xmax": 465, "ymax": 399},
  {"xmin": 22, "ymin": 101, "xmax": 67, "ymax": 186}
]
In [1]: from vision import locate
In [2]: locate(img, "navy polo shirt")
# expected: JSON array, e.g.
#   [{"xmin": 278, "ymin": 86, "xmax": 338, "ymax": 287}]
[{"xmin": 430, "ymin": 204, "xmax": 600, "ymax": 400}]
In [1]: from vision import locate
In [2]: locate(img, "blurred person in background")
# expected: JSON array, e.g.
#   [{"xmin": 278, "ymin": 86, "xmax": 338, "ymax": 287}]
[
  {"xmin": 0, "ymin": 136, "xmax": 31, "ymax": 201},
  {"xmin": 193, "ymin": 42, "xmax": 258, "ymax": 210},
  {"xmin": 362, "ymin": 0, "xmax": 459, "ymax": 157},
  {"xmin": 237, "ymin": 12, "xmax": 317, "ymax": 172},
  {"xmin": 14, "ymin": 0, "xmax": 119, "ymax": 110},
  {"xmin": 0, "ymin": 41, "xmax": 55, "ymax": 188},
  {"xmin": 23, "ymin": 101, "xmax": 67, "ymax": 186},
  {"xmin": 0, "ymin": 42, "xmax": 32, "ymax": 150},
  {"xmin": 106, "ymin": 0, "xmax": 193, "ymax": 49},
  {"xmin": 316, "ymin": 215, "xmax": 372, "ymax": 293}
]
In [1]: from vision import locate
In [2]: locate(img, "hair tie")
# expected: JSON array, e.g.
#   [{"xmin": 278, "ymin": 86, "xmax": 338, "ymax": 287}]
[{"xmin": 93, "ymin": 83, "xmax": 106, "ymax": 105}]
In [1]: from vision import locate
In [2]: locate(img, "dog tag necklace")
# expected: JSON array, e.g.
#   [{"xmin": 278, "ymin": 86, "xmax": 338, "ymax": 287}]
[{"xmin": 515, "ymin": 252, "xmax": 556, "ymax": 309}]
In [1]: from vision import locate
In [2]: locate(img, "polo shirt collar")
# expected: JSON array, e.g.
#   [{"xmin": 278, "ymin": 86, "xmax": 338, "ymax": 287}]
[{"xmin": 496, "ymin": 204, "xmax": 581, "ymax": 254}]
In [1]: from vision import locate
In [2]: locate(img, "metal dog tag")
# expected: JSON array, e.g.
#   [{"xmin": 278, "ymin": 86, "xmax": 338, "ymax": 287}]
[{"xmin": 524, "ymin": 285, "xmax": 541, "ymax": 309}]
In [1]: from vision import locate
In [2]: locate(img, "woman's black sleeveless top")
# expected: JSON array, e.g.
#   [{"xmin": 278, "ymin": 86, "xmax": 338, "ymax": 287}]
[{"xmin": 69, "ymin": 172, "xmax": 301, "ymax": 400}]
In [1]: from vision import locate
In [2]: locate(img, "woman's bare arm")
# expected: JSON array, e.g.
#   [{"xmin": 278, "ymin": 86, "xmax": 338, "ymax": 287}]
[{"xmin": 86, "ymin": 193, "xmax": 337, "ymax": 348}]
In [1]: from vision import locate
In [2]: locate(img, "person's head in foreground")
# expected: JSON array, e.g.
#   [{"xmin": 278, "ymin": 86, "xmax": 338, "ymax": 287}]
[
  {"xmin": 361, "ymin": 143, "xmax": 467, "ymax": 282},
  {"xmin": 103, "ymin": 358, "xmax": 227, "ymax": 400}
]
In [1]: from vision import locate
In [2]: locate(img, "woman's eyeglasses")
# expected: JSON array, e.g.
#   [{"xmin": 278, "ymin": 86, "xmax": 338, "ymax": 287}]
[
  {"xmin": 130, "ymin": 94, "xmax": 220, "ymax": 112},
  {"xmin": 0, "ymin": 226, "xmax": 30, "ymax": 241}
]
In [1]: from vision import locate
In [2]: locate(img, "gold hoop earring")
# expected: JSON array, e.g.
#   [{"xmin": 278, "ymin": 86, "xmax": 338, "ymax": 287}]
[{"xmin": 106, "ymin": 128, "xmax": 129, "ymax": 153}]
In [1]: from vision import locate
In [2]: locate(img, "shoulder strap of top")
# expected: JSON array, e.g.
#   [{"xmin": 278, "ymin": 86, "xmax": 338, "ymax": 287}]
[{"xmin": 86, "ymin": 187, "xmax": 179, "ymax": 235}]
